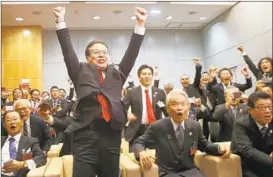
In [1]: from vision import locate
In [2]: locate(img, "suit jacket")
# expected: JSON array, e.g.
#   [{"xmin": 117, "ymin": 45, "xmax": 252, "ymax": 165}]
[
  {"xmin": 57, "ymin": 28, "xmax": 144, "ymax": 132},
  {"xmin": 122, "ymin": 86, "xmax": 166, "ymax": 142},
  {"xmin": 231, "ymin": 115, "xmax": 273, "ymax": 177},
  {"xmin": 1, "ymin": 135, "xmax": 46, "ymax": 177},
  {"xmin": 29, "ymin": 115, "xmax": 53, "ymax": 151},
  {"xmin": 47, "ymin": 98, "xmax": 66, "ymax": 109},
  {"xmin": 208, "ymin": 78, "xmax": 252, "ymax": 107},
  {"xmin": 212, "ymin": 104, "xmax": 248, "ymax": 142},
  {"xmin": 134, "ymin": 118, "xmax": 221, "ymax": 176}
]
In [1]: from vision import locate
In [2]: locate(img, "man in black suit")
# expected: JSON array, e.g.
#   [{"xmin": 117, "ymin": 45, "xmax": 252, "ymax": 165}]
[
  {"xmin": 1, "ymin": 111, "xmax": 46, "ymax": 177},
  {"xmin": 54, "ymin": 6, "xmax": 148, "ymax": 177},
  {"xmin": 207, "ymin": 67, "xmax": 252, "ymax": 107},
  {"xmin": 122, "ymin": 65, "xmax": 167, "ymax": 152},
  {"xmin": 212, "ymin": 86, "xmax": 248, "ymax": 142},
  {"xmin": 13, "ymin": 99, "xmax": 53, "ymax": 152},
  {"xmin": 134, "ymin": 89, "xmax": 230, "ymax": 177},
  {"xmin": 231, "ymin": 92, "xmax": 273, "ymax": 177}
]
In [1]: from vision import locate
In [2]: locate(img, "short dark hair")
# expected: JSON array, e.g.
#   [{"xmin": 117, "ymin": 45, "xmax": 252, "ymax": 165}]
[
  {"xmin": 218, "ymin": 68, "xmax": 233, "ymax": 78},
  {"xmin": 85, "ymin": 40, "xmax": 109, "ymax": 58},
  {"xmin": 58, "ymin": 88, "xmax": 66, "ymax": 94},
  {"xmin": 247, "ymin": 91, "xmax": 272, "ymax": 108},
  {"xmin": 3, "ymin": 110, "xmax": 20, "ymax": 121},
  {"xmin": 202, "ymin": 72, "xmax": 209, "ymax": 75},
  {"xmin": 137, "ymin": 65, "xmax": 154, "ymax": 77},
  {"xmin": 257, "ymin": 57, "xmax": 272, "ymax": 72},
  {"xmin": 30, "ymin": 89, "xmax": 40, "ymax": 95},
  {"xmin": 50, "ymin": 86, "xmax": 58, "ymax": 91},
  {"xmin": 12, "ymin": 88, "xmax": 22, "ymax": 95}
]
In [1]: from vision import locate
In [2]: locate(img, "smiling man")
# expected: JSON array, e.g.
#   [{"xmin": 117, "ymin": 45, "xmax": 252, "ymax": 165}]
[
  {"xmin": 54, "ymin": 6, "xmax": 148, "ymax": 177},
  {"xmin": 134, "ymin": 89, "xmax": 230, "ymax": 177}
]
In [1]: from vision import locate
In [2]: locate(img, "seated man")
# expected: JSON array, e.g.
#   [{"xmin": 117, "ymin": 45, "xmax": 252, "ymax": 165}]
[
  {"xmin": 212, "ymin": 86, "xmax": 248, "ymax": 142},
  {"xmin": 134, "ymin": 89, "xmax": 230, "ymax": 177},
  {"xmin": 231, "ymin": 92, "xmax": 273, "ymax": 177},
  {"xmin": 1, "ymin": 110, "xmax": 46, "ymax": 177}
]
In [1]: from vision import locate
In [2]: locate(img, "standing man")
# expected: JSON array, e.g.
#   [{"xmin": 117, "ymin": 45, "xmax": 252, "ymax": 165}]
[
  {"xmin": 53, "ymin": 6, "xmax": 148, "ymax": 177},
  {"xmin": 122, "ymin": 65, "xmax": 166, "ymax": 152}
]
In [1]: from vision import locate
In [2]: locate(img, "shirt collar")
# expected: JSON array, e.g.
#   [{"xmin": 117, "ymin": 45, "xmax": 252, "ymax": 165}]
[
  {"xmin": 170, "ymin": 118, "xmax": 185, "ymax": 131},
  {"xmin": 7, "ymin": 133, "xmax": 22, "ymax": 143},
  {"xmin": 255, "ymin": 121, "xmax": 268, "ymax": 130},
  {"xmin": 141, "ymin": 85, "xmax": 152, "ymax": 92}
]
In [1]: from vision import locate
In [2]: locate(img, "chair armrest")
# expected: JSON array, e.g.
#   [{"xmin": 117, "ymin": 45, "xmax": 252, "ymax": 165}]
[
  {"xmin": 121, "ymin": 138, "xmax": 129, "ymax": 153},
  {"xmin": 194, "ymin": 151, "xmax": 242, "ymax": 177},
  {"xmin": 44, "ymin": 157, "xmax": 63, "ymax": 177},
  {"xmin": 126, "ymin": 153, "xmax": 159, "ymax": 177},
  {"xmin": 27, "ymin": 158, "xmax": 51, "ymax": 177},
  {"xmin": 120, "ymin": 153, "xmax": 141, "ymax": 177},
  {"xmin": 62, "ymin": 155, "xmax": 73, "ymax": 177}
]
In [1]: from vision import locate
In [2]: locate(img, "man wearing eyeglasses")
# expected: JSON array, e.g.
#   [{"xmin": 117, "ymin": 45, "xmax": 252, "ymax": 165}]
[
  {"xmin": 231, "ymin": 91, "xmax": 273, "ymax": 177},
  {"xmin": 53, "ymin": 6, "xmax": 148, "ymax": 177}
]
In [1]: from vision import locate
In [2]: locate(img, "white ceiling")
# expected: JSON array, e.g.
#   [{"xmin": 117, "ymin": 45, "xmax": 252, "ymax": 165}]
[{"xmin": 2, "ymin": 1, "xmax": 238, "ymax": 30}]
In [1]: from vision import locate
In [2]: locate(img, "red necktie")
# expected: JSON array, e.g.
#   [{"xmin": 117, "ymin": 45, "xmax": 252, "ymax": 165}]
[
  {"xmin": 97, "ymin": 70, "xmax": 111, "ymax": 122},
  {"xmin": 145, "ymin": 89, "xmax": 156, "ymax": 124}
]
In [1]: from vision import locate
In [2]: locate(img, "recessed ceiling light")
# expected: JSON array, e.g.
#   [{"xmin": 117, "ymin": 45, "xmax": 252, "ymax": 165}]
[
  {"xmin": 165, "ymin": 16, "xmax": 173, "ymax": 20},
  {"xmin": 150, "ymin": 10, "xmax": 161, "ymax": 14},
  {"xmin": 16, "ymin": 17, "xmax": 24, "ymax": 22},
  {"xmin": 23, "ymin": 30, "xmax": 31, "ymax": 36},
  {"xmin": 131, "ymin": 16, "xmax": 136, "ymax": 20},
  {"xmin": 200, "ymin": 16, "xmax": 207, "ymax": 21},
  {"xmin": 188, "ymin": 11, "xmax": 196, "ymax": 15},
  {"xmin": 93, "ymin": 16, "xmax": 100, "ymax": 20}
]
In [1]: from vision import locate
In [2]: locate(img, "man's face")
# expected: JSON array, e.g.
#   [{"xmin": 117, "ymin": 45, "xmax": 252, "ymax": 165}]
[
  {"xmin": 167, "ymin": 94, "xmax": 190, "ymax": 124},
  {"xmin": 31, "ymin": 90, "xmax": 40, "ymax": 102},
  {"xmin": 50, "ymin": 88, "xmax": 59, "ymax": 100},
  {"xmin": 87, "ymin": 43, "xmax": 109, "ymax": 70},
  {"xmin": 15, "ymin": 101, "xmax": 31, "ymax": 121},
  {"xmin": 139, "ymin": 68, "xmax": 153, "ymax": 87},
  {"xmin": 13, "ymin": 89, "xmax": 22, "ymax": 100},
  {"xmin": 180, "ymin": 75, "xmax": 190, "ymax": 88},
  {"xmin": 58, "ymin": 90, "xmax": 66, "ymax": 99},
  {"xmin": 164, "ymin": 84, "xmax": 173, "ymax": 94},
  {"xmin": 4, "ymin": 112, "xmax": 23, "ymax": 137},
  {"xmin": 1, "ymin": 90, "xmax": 8, "ymax": 99},
  {"xmin": 225, "ymin": 88, "xmax": 240, "ymax": 106},
  {"xmin": 260, "ymin": 59, "xmax": 272, "ymax": 73},
  {"xmin": 249, "ymin": 99, "xmax": 272, "ymax": 126},
  {"xmin": 220, "ymin": 70, "xmax": 232, "ymax": 84},
  {"xmin": 201, "ymin": 73, "xmax": 210, "ymax": 85}
]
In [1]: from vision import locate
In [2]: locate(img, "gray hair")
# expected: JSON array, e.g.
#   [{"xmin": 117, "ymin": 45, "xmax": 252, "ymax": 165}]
[
  {"xmin": 166, "ymin": 89, "xmax": 189, "ymax": 106},
  {"xmin": 13, "ymin": 99, "xmax": 31, "ymax": 109}
]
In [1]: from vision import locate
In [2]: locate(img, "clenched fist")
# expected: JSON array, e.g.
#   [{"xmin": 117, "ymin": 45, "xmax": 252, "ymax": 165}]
[
  {"xmin": 135, "ymin": 7, "xmax": 148, "ymax": 27},
  {"xmin": 53, "ymin": 6, "xmax": 65, "ymax": 23}
]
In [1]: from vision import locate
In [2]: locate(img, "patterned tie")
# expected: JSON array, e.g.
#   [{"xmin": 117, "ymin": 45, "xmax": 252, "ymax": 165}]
[
  {"xmin": 23, "ymin": 121, "xmax": 28, "ymax": 136},
  {"xmin": 145, "ymin": 89, "xmax": 156, "ymax": 124},
  {"xmin": 176, "ymin": 125, "xmax": 184, "ymax": 150},
  {"xmin": 9, "ymin": 137, "xmax": 16, "ymax": 160},
  {"xmin": 261, "ymin": 127, "xmax": 268, "ymax": 137},
  {"xmin": 97, "ymin": 69, "xmax": 111, "ymax": 122}
]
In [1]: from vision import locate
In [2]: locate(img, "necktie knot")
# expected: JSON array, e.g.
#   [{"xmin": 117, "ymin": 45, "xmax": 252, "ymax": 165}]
[
  {"xmin": 9, "ymin": 137, "xmax": 15, "ymax": 143},
  {"xmin": 145, "ymin": 89, "xmax": 149, "ymax": 94},
  {"xmin": 261, "ymin": 127, "xmax": 268, "ymax": 135}
]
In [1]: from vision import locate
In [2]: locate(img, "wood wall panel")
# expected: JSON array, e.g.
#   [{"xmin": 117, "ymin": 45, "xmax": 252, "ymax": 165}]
[{"xmin": 2, "ymin": 26, "xmax": 43, "ymax": 91}]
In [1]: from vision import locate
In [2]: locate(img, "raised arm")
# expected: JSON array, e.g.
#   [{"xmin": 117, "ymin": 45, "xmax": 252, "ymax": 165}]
[
  {"xmin": 54, "ymin": 7, "xmax": 80, "ymax": 85},
  {"xmin": 235, "ymin": 67, "xmax": 253, "ymax": 91},
  {"xmin": 193, "ymin": 57, "xmax": 202, "ymax": 88},
  {"xmin": 119, "ymin": 7, "xmax": 148, "ymax": 81}
]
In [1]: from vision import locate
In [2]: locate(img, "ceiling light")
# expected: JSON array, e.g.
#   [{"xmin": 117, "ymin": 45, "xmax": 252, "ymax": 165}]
[
  {"xmin": 150, "ymin": 10, "xmax": 161, "ymax": 14},
  {"xmin": 15, "ymin": 17, "xmax": 24, "ymax": 22},
  {"xmin": 169, "ymin": 2, "xmax": 237, "ymax": 5},
  {"xmin": 131, "ymin": 16, "xmax": 136, "ymax": 20},
  {"xmin": 93, "ymin": 16, "xmax": 100, "ymax": 20},
  {"xmin": 3, "ymin": 2, "xmax": 70, "ymax": 4},
  {"xmin": 23, "ymin": 30, "xmax": 31, "ymax": 36},
  {"xmin": 85, "ymin": 1, "xmax": 157, "ymax": 4},
  {"xmin": 200, "ymin": 17, "xmax": 207, "ymax": 21},
  {"xmin": 165, "ymin": 16, "xmax": 173, "ymax": 20}
]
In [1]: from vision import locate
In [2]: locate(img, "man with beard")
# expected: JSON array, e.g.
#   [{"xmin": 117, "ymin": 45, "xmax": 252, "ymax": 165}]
[{"xmin": 123, "ymin": 64, "xmax": 166, "ymax": 152}]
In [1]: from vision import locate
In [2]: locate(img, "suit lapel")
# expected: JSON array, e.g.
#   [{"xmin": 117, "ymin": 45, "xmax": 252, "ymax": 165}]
[
  {"xmin": 165, "ymin": 118, "xmax": 181, "ymax": 157},
  {"xmin": 16, "ymin": 136, "xmax": 28, "ymax": 161},
  {"xmin": 137, "ymin": 86, "xmax": 143, "ymax": 117},
  {"xmin": 104, "ymin": 65, "xmax": 113, "ymax": 86},
  {"xmin": 89, "ymin": 64, "xmax": 102, "ymax": 87},
  {"xmin": 151, "ymin": 87, "xmax": 157, "ymax": 112}
]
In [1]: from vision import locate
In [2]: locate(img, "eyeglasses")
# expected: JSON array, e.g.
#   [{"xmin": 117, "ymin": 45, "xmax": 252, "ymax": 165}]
[
  {"xmin": 91, "ymin": 50, "xmax": 110, "ymax": 56},
  {"xmin": 253, "ymin": 105, "xmax": 272, "ymax": 111}
]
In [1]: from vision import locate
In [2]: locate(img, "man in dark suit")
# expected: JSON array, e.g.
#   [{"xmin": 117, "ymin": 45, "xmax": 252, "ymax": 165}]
[
  {"xmin": 13, "ymin": 99, "xmax": 53, "ymax": 152},
  {"xmin": 212, "ymin": 86, "xmax": 248, "ymax": 142},
  {"xmin": 231, "ymin": 92, "xmax": 273, "ymax": 177},
  {"xmin": 122, "ymin": 65, "xmax": 167, "ymax": 151},
  {"xmin": 1, "ymin": 111, "xmax": 46, "ymax": 177},
  {"xmin": 54, "ymin": 6, "xmax": 148, "ymax": 177},
  {"xmin": 207, "ymin": 67, "xmax": 252, "ymax": 107},
  {"xmin": 134, "ymin": 89, "xmax": 230, "ymax": 177}
]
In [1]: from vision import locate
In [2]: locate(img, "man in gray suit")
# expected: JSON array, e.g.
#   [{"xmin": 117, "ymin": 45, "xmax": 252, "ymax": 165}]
[
  {"xmin": 134, "ymin": 89, "xmax": 230, "ymax": 177},
  {"xmin": 122, "ymin": 65, "xmax": 167, "ymax": 152},
  {"xmin": 54, "ymin": 6, "xmax": 148, "ymax": 177}
]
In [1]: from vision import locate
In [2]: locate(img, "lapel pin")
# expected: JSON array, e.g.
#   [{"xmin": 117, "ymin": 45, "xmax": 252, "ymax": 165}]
[
  {"xmin": 153, "ymin": 92, "xmax": 158, "ymax": 97},
  {"xmin": 189, "ymin": 132, "xmax": 192, "ymax": 136},
  {"xmin": 167, "ymin": 135, "xmax": 171, "ymax": 139},
  {"xmin": 270, "ymin": 130, "xmax": 272, "ymax": 134}
]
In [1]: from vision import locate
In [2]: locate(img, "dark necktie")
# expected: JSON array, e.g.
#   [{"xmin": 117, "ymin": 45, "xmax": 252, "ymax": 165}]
[
  {"xmin": 97, "ymin": 69, "xmax": 111, "ymax": 122},
  {"xmin": 261, "ymin": 127, "xmax": 268, "ymax": 137},
  {"xmin": 232, "ymin": 107, "xmax": 237, "ymax": 118},
  {"xmin": 145, "ymin": 89, "xmax": 156, "ymax": 124},
  {"xmin": 23, "ymin": 121, "xmax": 28, "ymax": 136},
  {"xmin": 176, "ymin": 124, "xmax": 184, "ymax": 150},
  {"xmin": 9, "ymin": 137, "xmax": 16, "ymax": 159}
]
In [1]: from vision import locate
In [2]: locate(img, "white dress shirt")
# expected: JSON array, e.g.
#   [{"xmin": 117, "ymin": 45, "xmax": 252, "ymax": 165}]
[
  {"xmin": 141, "ymin": 85, "xmax": 153, "ymax": 124},
  {"xmin": 255, "ymin": 121, "xmax": 269, "ymax": 131},
  {"xmin": 170, "ymin": 118, "xmax": 185, "ymax": 131},
  {"xmin": 1, "ymin": 133, "xmax": 36, "ymax": 176}
]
